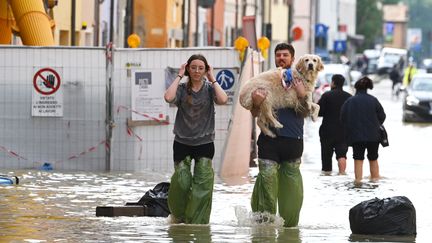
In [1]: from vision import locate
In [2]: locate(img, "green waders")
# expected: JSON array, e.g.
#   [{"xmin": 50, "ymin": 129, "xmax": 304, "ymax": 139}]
[
  {"xmin": 278, "ymin": 159, "xmax": 303, "ymax": 227},
  {"xmin": 251, "ymin": 159, "xmax": 303, "ymax": 227},
  {"xmin": 251, "ymin": 159, "xmax": 279, "ymax": 214},
  {"xmin": 168, "ymin": 156, "xmax": 214, "ymax": 224},
  {"xmin": 168, "ymin": 156, "xmax": 192, "ymax": 223}
]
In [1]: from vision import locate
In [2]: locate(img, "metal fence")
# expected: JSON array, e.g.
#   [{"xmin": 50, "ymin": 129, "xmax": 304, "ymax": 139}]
[{"xmin": 0, "ymin": 46, "xmax": 241, "ymax": 173}]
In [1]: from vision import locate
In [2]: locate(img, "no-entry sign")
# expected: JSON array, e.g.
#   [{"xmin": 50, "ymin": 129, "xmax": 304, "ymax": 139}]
[
  {"xmin": 32, "ymin": 67, "xmax": 63, "ymax": 117},
  {"xmin": 33, "ymin": 67, "xmax": 61, "ymax": 95}
]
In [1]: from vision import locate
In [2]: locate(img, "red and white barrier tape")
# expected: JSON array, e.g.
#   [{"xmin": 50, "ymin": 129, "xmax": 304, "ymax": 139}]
[
  {"xmin": 59, "ymin": 140, "xmax": 108, "ymax": 163},
  {"xmin": 0, "ymin": 140, "xmax": 108, "ymax": 167},
  {"xmin": 0, "ymin": 145, "xmax": 29, "ymax": 161},
  {"xmin": 116, "ymin": 105, "xmax": 170, "ymax": 125}
]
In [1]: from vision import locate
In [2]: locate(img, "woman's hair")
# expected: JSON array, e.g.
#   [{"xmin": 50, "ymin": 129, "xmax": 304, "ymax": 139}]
[
  {"xmin": 354, "ymin": 76, "xmax": 374, "ymax": 91},
  {"xmin": 184, "ymin": 54, "xmax": 209, "ymax": 104},
  {"xmin": 184, "ymin": 54, "xmax": 209, "ymax": 77}
]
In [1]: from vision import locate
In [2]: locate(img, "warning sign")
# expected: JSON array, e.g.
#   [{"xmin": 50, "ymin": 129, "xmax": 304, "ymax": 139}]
[
  {"xmin": 131, "ymin": 69, "xmax": 168, "ymax": 121},
  {"xmin": 32, "ymin": 67, "xmax": 63, "ymax": 117}
]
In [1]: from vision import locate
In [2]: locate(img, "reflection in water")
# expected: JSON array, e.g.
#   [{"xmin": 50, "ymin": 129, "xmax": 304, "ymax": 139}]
[
  {"xmin": 277, "ymin": 228, "xmax": 301, "ymax": 243},
  {"xmin": 251, "ymin": 226, "xmax": 301, "ymax": 243},
  {"xmin": 0, "ymin": 80, "xmax": 430, "ymax": 242},
  {"xmin": 168, "ymin": 224, "xmax": 211, "ymax": 242}
]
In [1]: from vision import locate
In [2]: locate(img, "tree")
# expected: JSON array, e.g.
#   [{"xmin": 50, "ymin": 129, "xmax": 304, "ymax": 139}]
[
  {"xmin": 356, "ymin": 0, "xmax": 383, "ymax": 51},
  {"xmin": 403, "ymin": 0, "xmax": 432, "ymax": 59}
]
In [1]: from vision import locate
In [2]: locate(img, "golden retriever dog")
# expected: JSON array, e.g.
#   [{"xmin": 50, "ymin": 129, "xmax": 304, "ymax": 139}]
[{"xmin": 239, "ymin": 54, "xmax": 324, "ymax": 137}]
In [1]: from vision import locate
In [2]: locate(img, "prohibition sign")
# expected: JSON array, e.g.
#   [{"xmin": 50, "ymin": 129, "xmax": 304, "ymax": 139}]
[{"xmin": 33, "ymin": 68, "xmax": 61, "ymax": 95}]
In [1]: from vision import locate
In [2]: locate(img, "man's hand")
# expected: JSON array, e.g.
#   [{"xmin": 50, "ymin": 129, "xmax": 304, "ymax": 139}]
[
  {"xmin": 251, "ymin": 88, "xmax": 267, "ymax": 117},
  {"xmin": 252, "ymin": 88, "xmax": 267, "ymax": 107},
  {"xmin": 291, "ymin": 77, "xmax": 306, "ymax": 98}
]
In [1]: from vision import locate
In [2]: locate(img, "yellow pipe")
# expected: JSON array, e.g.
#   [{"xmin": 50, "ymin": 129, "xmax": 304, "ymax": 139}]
[
  {"xmin": 9, "ymin": 0, "xmax": 54, "ymax": 46},
  {"xmin": 0, "ymin": 0, "xmax": 14, "ymax": 44}
]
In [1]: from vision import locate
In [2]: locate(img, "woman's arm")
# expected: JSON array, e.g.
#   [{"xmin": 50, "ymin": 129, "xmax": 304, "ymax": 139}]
[
  {"xmin": 207, "ymin": 66, "xmax": 228, "ymax": 105},
  {"xmin": 164, "ymin": 63, "xmax": 186, "ymax": 103}
]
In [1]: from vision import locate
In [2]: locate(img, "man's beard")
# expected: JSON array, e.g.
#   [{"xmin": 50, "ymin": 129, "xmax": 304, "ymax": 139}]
[{"xmin": 276, "ymin": 60, "xmax": 290, "ymax": 68}]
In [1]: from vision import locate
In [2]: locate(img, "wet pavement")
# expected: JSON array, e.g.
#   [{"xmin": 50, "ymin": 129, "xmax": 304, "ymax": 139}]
[{"xmin": 0, "ymin": 78, "xmax": 431, "ymax": 242}]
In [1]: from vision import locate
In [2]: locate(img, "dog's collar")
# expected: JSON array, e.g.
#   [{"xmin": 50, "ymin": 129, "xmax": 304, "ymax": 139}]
[
  {"xmin": 295, "ymin": 68, "xmax": 309, "ymax": 82},
  {"xmin": 281, "ymin": 68, "xmax": 310, "ymax": 89}
]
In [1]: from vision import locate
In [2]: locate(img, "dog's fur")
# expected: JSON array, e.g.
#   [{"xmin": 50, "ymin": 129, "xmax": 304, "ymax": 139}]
[{"xmin": 239, "ymin": 54, "xmax": 324, "ymax": 137}]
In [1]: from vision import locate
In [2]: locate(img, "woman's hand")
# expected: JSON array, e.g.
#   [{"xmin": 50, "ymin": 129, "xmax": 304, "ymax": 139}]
[
  {"xmin": 178, "ymin": 63, "xmax": 187, "ymax": 77},
  {"xmin": 206, "ymin": 65, "xmax": 215, "ymax": 81}
]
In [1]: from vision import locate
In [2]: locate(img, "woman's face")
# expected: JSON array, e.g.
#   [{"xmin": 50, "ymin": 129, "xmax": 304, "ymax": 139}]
[{"xmin": 188, "ymin": 59, "xmax": 206, "ymax": 81}]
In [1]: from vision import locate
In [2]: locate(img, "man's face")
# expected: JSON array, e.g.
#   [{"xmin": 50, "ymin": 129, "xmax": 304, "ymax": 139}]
[{"xmin": 275, "ymin": 49, "xmax": 294, "ymax": 68}]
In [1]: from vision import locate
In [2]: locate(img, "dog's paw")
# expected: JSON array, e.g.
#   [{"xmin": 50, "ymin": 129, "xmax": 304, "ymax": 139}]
[
  {"xmin": 265, "ymin": 131, "xmax": 277, "ymax": 138},
  {"xmin": 273, "ymin": 121, "xmax": 283, "ymax": 129},
  {"xmin": 311, "ymin": 109, "xmax": 320, "ymax": 122}
]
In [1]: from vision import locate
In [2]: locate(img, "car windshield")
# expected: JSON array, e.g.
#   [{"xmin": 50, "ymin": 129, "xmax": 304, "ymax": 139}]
[
  {"xmin": 411, "ymin": 78, "xmax": 432, "ymax": 91},
  {"xmin": 384, "ymin": 53, "xmax": 402, "ymax": 64}
]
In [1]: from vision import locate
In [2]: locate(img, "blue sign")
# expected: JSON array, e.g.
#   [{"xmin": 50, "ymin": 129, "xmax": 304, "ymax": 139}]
[
  {"xmin": 333, "ymin": 40, "xmax": 347, "ymax": 53},
  {"xmin": 315, "ymin": 23, "xmax": 328, "ymax": 38},
  {"xmin": 216, "ymin": 69, "xmax": 235, "ymax": 90},
  {"xmin": 385, "ymin": 22, "xmax": 394, "ymax": 35}
]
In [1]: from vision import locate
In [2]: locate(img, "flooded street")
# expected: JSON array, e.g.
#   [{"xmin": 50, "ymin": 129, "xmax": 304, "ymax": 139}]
[{"xmin": 1, "ymin": 78, "xmax": 431, "ymax": 242}]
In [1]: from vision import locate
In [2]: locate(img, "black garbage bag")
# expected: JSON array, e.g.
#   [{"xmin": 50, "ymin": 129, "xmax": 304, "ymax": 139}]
[
  {"xmin": 349, "ymin": 196, "xmax": 416, "ymax": 235},
  {"xmin": 126, "ymin": 182, "xmax": 170, "ymax": 217}
]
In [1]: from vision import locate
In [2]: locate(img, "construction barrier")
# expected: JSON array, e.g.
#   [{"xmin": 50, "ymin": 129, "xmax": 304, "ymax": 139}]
[{"xmin": 0, "ymin": 46, "xmax": 246, "ymax": 176}]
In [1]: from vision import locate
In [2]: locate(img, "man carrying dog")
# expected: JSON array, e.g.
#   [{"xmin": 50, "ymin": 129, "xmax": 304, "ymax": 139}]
[{"xmin": 249, "ymin": 43, "xmax": 307, "ymax": 227}]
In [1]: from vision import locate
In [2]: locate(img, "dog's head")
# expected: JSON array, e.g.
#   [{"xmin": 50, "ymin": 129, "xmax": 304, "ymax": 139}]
[
  {"xmin": 294, "ymin": 54, "xmax": 324, "ymax": 87},
  {"xmin": 295, "ymin": 54, "xmax": 324, "ymax": 75}
]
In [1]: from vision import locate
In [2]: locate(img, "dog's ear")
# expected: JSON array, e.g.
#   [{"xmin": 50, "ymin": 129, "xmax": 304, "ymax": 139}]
[
  {"xmin": 316, "ymin": 57, "xmax": 324, "ymax": 71},
  {"xmin": 295, "ymin": 57, "xmax": 306, "ymax": 73}
]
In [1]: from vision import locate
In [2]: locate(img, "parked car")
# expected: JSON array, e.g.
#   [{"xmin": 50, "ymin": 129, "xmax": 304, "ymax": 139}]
[
  {"xmin": 313, "ymin": 63, "xmax": 354, "ymax": 103},
  {"xmin": 402, "ymin": 73, "xmax": 432, "ymax": 122}
]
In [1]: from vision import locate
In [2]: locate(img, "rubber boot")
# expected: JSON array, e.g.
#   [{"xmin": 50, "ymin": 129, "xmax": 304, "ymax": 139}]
[
  {"xmin": 184, "ymin": 157, "xmax": 214, "ymax": 224},
  {"xmin": 278, "ymin": 159, "xmax": 303, "ymax": 227},
  {"xmin": 251, "ymin": 159, "xmax": 279, "ymax": 215},
  {"xmin": 168, "ymin": 156, "xmax": 192, "ymax": 223}
]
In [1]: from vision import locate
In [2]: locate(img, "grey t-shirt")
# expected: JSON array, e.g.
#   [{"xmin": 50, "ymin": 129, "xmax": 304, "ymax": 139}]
[{"xmin": 170, "ymin": 81, "xmax": 216, "ymax": 146}]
